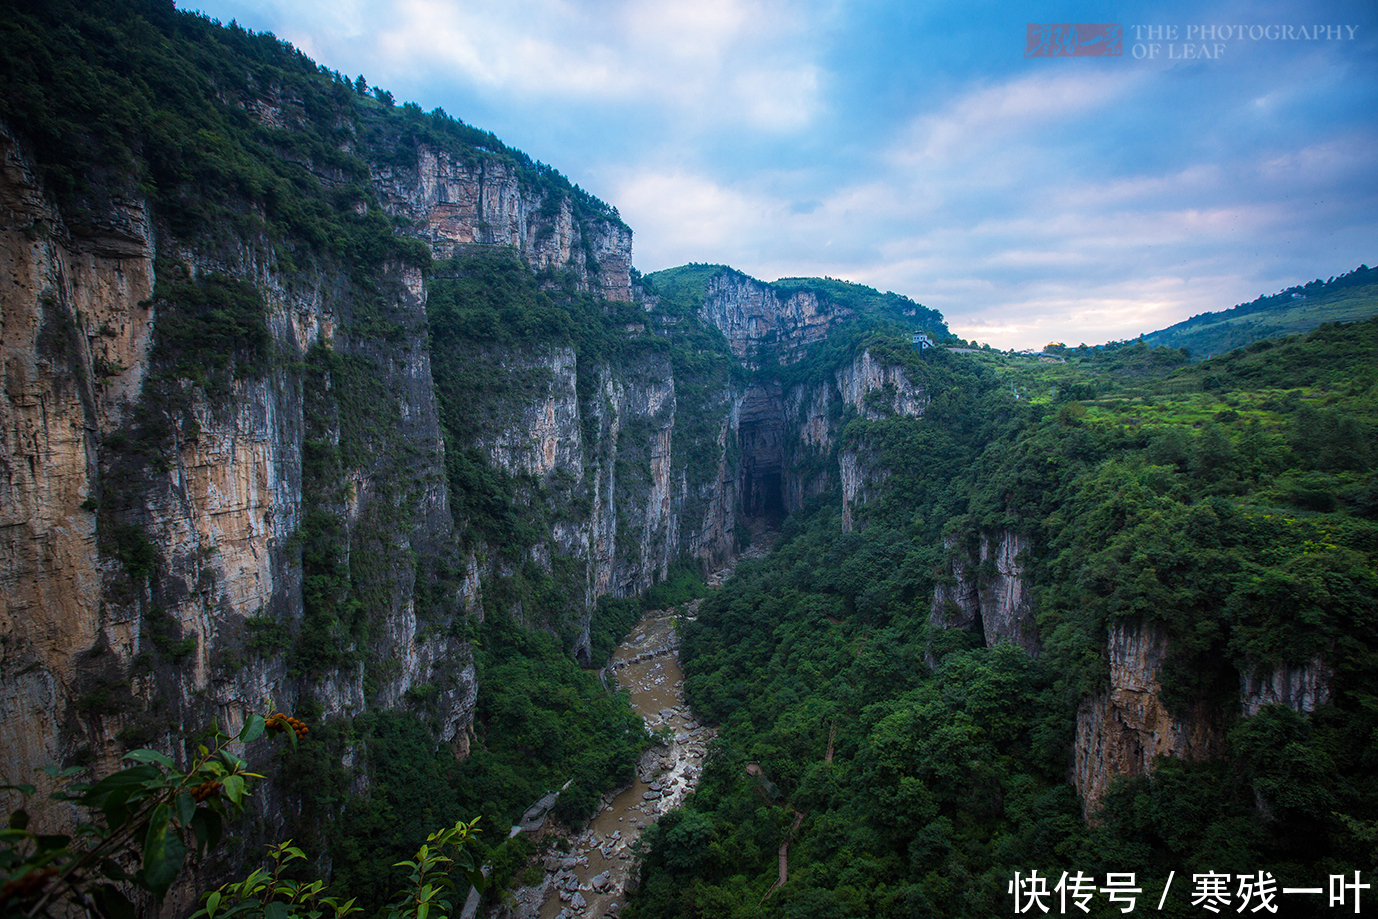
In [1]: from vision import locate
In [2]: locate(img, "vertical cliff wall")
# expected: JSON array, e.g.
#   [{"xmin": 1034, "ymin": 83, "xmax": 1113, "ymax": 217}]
[
  {"xmin": 1, "ymin": 125, "xmax": 155, "ymax": 798},
  {"xmin": 0, "ymin": 96, "xmax": 655, "ymax": 829},
  {"xmin": 428, "ymin": 331, "xmax": 740, "ymax": 662},
  {"xmin": 1073, "ymin": 620, "xmax": 1225, "ymax": 815},
  {"xmin": 697, "ymin": 273, "xmax": 855, "ymax": 368},
  {"xmin": 1075, "ymin": 627, "xmax": 1332, "ymax": 815},
  {"xmin": 929, "ymin": 530, "xmax": 1040, "ymax": 657},
  {"xmin": 372, "ymin": 149, "xmax": 632, "ymax": 302}
]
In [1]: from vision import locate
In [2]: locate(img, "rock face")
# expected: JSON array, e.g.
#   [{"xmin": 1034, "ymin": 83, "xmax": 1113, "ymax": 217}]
[
  {"xmin": 1239, "ymin": 658, "xmax": 1330, "ymax": 717},
  {"xmin": 0, "ymin": 113, "xmax": 644, "ymax": 825},
  {"xmin": 773, "ymin": 349, "xmax": 927, "ymax": 531},
  {"xmin": 738, "ymin": 383, "xmax": 785, "ymax": 519},
  {"xmin": 1073, "ymin": 620, "xmax": 1225, "ymax": 816},
  {"xmin": 373, "ymin": 147, "xmax": 633, "ymax": 302},
  {"xmin": 1073, "ymin": 630, "xmax": 1333, "ymax": 816},
  {"xmin": 929, "ymin": 531, "xmax": 1040, "ymax": 657},
  {"xmin": 697, "ymin": 272, "xmax": 854, "ymax": 368},
  {"xmin": 0, "ymin": 125, "xmax": 156, "ymax": 796},
  {"xmin": 834, "ymin": 349, "xmax": 928, "ymax": 421},
  {"xmin": 435, "ymin": 334, "xmax": 739, "ymax": 662}
]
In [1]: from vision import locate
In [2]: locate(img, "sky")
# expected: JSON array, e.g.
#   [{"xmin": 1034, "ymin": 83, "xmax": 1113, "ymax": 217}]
[{"xmin": 183, "ymin": 0, "xmax": 1378, "ymax": 350}]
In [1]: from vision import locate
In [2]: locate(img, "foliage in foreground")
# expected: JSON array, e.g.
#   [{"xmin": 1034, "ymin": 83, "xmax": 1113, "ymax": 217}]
[
  {"xmin": 2, "ymin": 714, "xmax": 290, "ymax": 917},
  {"xmin": 1, "ymin": 713, "xmax": 484, "ymax": 919}
]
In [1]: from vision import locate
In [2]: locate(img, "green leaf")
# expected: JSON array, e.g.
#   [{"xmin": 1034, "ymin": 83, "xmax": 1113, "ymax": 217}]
[
  {"xmin": 239, "ymin": 714, "xmax": 266, "ymax": 744},
  {"xmin": 205, "ymin": 890, "xmax": 222, "ymax": 919},
  {"xmin": 222, "ymin": 774, "xmax": 245, "ymax": 806},
  {"xmin": 191, "ymin": 808, "xmax": 223, "ymax": 854},
  {"xmin": 39, "ymin": 764, "xmax": 82, "ymax": 779},
  {"xmin": 265, "ymin": 900, "xmax": 290, "ymax": 919},
  {"xmin": 91, "ymin": 883, "xmax": 139, "ymax": 919},
  {"xmin": 1, "ymin": 782, "xmax": 36, "ymax": 796},
  {"xmin": 218, "ymin": 750, "xmax": 247, "ymax": 772},
  {"xmin": 175, "ymin": 792, "xmax": 196, "ymax": 827},
  {"xmin": 100, "ymin": 857, "xmax": 135, "ymax": 882},
  {"xmin": 140, "ymin": 803, "xmax": 187, "ymax": 899},
  {"xmin": 123, "ymin": 749, "xmax": 175, "ymax": 767}
]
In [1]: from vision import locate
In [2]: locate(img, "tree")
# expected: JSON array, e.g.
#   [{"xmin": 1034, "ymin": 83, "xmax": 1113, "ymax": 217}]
[{"xmin": 0, "ymin": 713, "xmax": 483, "ymax": 919}]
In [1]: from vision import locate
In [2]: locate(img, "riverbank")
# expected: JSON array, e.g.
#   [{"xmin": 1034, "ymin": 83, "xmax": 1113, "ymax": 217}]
[{"xmin": 490, "ymin": 605, "xmax": 714, "ymax": 919}]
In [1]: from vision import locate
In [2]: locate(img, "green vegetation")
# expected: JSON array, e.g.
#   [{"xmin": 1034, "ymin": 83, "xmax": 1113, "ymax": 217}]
[
  {"xmin": 1142, "ymin": 264, "xmax": 1378, "ymax": 359},
  {"xmin": 628, "ymin": 318, "xmax": 1378, "ymax": 919},
  {"xmin": 1, "ymin": 716, "xmax": 294, "ymax": 916},
  {"xmin": 16, "ymin": 3, "xmax": 1377, "ymax": 918},
  {"xmin": 643, "ymin": 264, "xmax": 950, "ymax": 349},
  {"xmin": 0, "ymin": 713, "xmax": 486, "ymax": 919},
  {"xmin": 0, "ymin": 0, "xmax": 618, "ymax": 257},
  {"xmin": 274, "ymin": 611, "xmax": 648, "ymax": 915},
  {"xmin": 151, "ymin": 268, "xmax": 270, "ymax": 391}
]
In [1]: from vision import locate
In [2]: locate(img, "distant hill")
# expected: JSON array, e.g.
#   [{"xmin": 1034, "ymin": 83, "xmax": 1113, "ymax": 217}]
[
  {"xmin": 643, "ymin": 263, "xmax": 951, "ymax": 368},
  {"xmin": 1141, "ymin": 264, "xmax": 1378, "ymax": 359}
]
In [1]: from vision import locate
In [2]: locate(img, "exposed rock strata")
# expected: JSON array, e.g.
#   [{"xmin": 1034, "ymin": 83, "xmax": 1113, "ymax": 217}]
[
  {"xmin": 1074, "ymin": 620, "xmax": 1224, "ymax": 816},
  {"xmin": 372, "ymin": 148, "xmax": 632, "ymax": 302},
  {"xmin": 0, "ymin": 114, "xmax": 650, "ymax": 823},
  {"xmin": 775, "ymin": 349, "xmax": 927, "ymax": 529},
  {"xmin": 929, "ymin": 531, "xmax": 1040, "ymax": 656},
  {"xmin": 1240, "ymin": 658, "xmax": 1330, "ymax": 717},
  {"xmin": 697, "ymin": 272, "xmax": 853, "ymax": 368},
  {"xmin": 450, "ymin": 341, "xmax": 739, "ymax": 662}
]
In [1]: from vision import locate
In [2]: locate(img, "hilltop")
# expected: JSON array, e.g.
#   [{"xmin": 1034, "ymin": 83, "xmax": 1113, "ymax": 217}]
[{"xmin": 1139, "ymin": 263, "xmax": 1378, "ymax": 358}]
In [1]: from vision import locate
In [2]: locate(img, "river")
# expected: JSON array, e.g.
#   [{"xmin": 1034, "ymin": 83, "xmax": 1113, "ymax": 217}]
[{"xmin": 493, "ymin": 603, "xmax": 715, "ymax": 919}]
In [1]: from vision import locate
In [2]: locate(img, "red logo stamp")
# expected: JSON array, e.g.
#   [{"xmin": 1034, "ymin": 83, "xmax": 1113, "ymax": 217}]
[{"xmin": 1026, "ymin": 24, "xmax": 1123, "ymax": 56}]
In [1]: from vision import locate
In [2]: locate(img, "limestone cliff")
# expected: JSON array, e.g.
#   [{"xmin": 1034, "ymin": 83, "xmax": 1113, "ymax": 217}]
[
  {"xmin": 929, "ymin": 530, "xmax": 1040, "ymax": 657},
  {"xmin": 372, "ymin": 149, "xmax": 632, "ymax": 302},
  {"xmin": 697, "ymin": 272, "xmax": 854, "ymax": 369},
  {"xmin": 1073, "ymin": 620, "xmax": 1224, "ymax": 815},
  {"xmin": 447, "ymin": 339, "xmax": 738, "ymax": 661},
  {"xmin": 774, "ymin": 348, "xmax": 927, "ymax": 530},
  {"xmin": 0, "ymin": 98, "xmax": 648, "ymax": 829},
  {"xmin": 1073, "ymin": 624, "xmax": 1332, "ymax": 816},
  {"xmin": 0, "ymin": 134, "xmax": 482, "ymax": 845}
]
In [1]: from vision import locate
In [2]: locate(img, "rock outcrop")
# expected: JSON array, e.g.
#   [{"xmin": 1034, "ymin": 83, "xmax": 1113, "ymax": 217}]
[
  {"xmin": 834, "ymin": 349, "xmax": 928, "ymax": 420},
  {"xmin": 1239, "ymin": 658, "xmax": 1330, "ymax": 717},
  {"xmin": 1073, "ymin": 620, "xmax": 1225, "ymax": 816},
  {"xmin": 436, "ymin": 338, "xmax": 739, "ymax": 661},
  {"xmin": 697, "ymin": 272, "xmax": 853, "ymax": 368},
  {"xmin": 0, "ymin": 111, "xmax": 644, "ymax": 825},
  {"xmin": 929, "ymin": 531, "xmax": 1040, "ymax": 656},
  {"xmin": 373, "ymin": 147, "xmax": 632, "ymax": 302}
]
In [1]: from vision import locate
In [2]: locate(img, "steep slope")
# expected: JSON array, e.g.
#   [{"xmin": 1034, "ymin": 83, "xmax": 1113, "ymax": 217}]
[
  {"xmin": 0, "ymin": 0, "xmax": 725, "ymax": 902},
  {"xmin": 629, "ymin": 320, "xmax": 1378, "ymax": 918}
]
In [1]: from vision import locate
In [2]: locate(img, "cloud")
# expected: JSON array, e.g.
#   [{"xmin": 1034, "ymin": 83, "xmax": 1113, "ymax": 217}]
[
  {"xmin": 229, "ymin": 0, "xmax": 825, "ymax": 133},
  {"xmin": 191, "ymin": 0, "xmax": 1378, "ymax": 350},
  {"xmin": 889, "ymin": 70, "xmax": 1139, "ymax": 166}
]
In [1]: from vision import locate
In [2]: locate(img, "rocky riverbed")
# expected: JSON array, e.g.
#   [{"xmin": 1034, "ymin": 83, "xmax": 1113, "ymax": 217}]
[{"xmin": 488, "ymin": 604, "xmax": 714, "ymax": 919}]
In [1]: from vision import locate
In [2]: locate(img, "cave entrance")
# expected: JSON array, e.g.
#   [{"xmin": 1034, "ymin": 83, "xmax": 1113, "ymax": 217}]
[{"xmin": 738, "ymin": 382, "xmax": 786, "ymax": 522}]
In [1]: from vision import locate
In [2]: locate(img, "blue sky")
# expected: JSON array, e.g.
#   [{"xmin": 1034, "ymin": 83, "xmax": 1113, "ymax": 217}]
[{"xmin": 184, "ymin": 0, "xmax": 1378, "ymax": 349}]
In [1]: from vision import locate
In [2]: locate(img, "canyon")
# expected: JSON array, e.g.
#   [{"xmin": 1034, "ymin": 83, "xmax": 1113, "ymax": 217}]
[{"xmin": 0, "ymin": 9, "xmax": 1355, "ymax": 917}]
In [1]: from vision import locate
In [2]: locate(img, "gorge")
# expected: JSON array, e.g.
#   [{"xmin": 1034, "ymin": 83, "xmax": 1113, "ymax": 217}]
[{"xmin": 2, "ymin": 2, "xmax": 1377, "ymax": 918}]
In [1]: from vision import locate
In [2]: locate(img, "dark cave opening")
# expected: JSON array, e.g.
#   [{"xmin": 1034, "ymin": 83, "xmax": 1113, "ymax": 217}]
[{"xmin": 738, "ymin": 382, "xmax": 786, "ymax": 521}]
